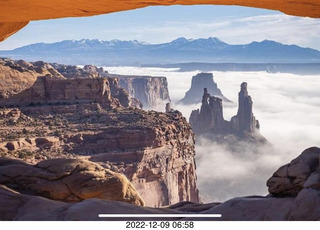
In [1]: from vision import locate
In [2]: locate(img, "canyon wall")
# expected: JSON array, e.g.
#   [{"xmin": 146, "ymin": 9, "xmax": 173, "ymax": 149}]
[
  {"xmin": 0, "ymin": 76, "xmax": 122, "ymax": 109},
  {"xmin": 0, "ymin": 60, "xmax": 142, "ymax": 109},
  {"xmin": 52, "ymin": 63, "xmax": 171, "ymax": 109},
  {"xmin": 84, "ymin": 110, "xmax": 198, "ymax": 206},
  {"xmin": 116, "ymin": 75, "xmax": 171, "ymax": 110}
]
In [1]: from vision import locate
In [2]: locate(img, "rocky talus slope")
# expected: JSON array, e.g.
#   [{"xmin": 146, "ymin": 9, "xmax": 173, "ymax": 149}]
[
  {"xmin": 1, "ymin": 147, "xmax": 320, "ymax": 220},
  {"xmin": 179, "ymin": 72, "xmax": 230, "ymax": 104}
]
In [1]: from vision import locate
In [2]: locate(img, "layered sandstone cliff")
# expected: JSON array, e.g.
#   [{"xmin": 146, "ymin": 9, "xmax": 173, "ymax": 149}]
[
  {"xmin": 115, "ymin": 74, "xmax": 171, "ymax": 110},
  {"xmin": 0, "ymin": 60, "xmax": 141, "ymax": 109},
  {"xmin": 51, "ymin": 63, "xmax": 170, "ymax": 109},
  {"xmin": 51, "ymin": 63, "xmax": 105, "ymax": 79},
  {"xmin": 0, "ymin": 59, "xmax": 171, "ymax": 110},
  {"xmin": 189, "ymin": 82, "xmax": 265, "ymax": 142},
  {"xmin": 179, "ymin": 73, "xmax": 230, "ymax": 104},
  {"xmin": 0, "ymin": 76, "xmax": 122, "ymax": 109}
]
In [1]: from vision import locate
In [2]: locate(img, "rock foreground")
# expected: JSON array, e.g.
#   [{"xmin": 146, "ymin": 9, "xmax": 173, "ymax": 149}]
[
  {"xmin": 1, "ymin": 147, "xmax": 320, "ymax": 220},
  {"xmin": 0, "ymin": 158, "xmax": 144, "ymax": 206}
]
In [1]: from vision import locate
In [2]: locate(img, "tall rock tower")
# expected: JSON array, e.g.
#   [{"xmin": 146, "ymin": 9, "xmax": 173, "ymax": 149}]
[
  {"xmin": 230, "ymin": 82, "xmax": 260, "ymax": 135},
  {"xmin": 189, "ymin": 82, "xmax": 264, "ymax": 142}
]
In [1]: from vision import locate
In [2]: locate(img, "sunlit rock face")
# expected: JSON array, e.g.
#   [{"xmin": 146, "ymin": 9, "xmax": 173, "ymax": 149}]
[{"xmin": 0, "ymin": 0, "xmax": 319, "ymax": 41}]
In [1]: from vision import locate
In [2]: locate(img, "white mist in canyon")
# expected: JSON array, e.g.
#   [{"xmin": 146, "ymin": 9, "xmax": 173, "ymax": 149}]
[{"xmin": 105, "ymin": 66, "xmax": 320, "ymax": 202}]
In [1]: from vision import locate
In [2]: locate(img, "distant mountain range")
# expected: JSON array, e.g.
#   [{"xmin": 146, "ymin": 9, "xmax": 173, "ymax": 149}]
[{"xmin": 1, "ymin": 37, "xmax": 320, "ymax": 65}]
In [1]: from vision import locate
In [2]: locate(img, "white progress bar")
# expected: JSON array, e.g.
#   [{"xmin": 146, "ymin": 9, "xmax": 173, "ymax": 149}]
[{"xmin": 98, "ymin": 214, "xmax": 222, "ymax": 218}]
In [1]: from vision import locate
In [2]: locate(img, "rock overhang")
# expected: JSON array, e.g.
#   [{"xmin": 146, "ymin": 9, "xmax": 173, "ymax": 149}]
[{"xmin": 0, "ymin": 0, "xmax": 319, "ymax": 41}]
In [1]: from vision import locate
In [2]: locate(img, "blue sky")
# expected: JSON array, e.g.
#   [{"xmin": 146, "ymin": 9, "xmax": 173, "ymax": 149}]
[{"xmin": 0, "ymin": 5, "xmax": 320, "ymax": 50}]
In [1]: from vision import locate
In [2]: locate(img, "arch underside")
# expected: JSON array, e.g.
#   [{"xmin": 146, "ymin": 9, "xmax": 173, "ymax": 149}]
[{"xmin": 0, "ymin": 0, "xmax": 319, "ymax": 41}]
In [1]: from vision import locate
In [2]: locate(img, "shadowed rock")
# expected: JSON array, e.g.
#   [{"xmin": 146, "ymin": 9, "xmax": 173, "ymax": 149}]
[{"xmin": 267, "ymin": 147, "xmax": 320, "ymax": 197}]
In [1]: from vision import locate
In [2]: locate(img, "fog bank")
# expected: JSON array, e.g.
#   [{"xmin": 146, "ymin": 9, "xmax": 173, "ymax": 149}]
[{"xmin": 105, "ymin": 66, "xmax": 320, "ymax": 202}]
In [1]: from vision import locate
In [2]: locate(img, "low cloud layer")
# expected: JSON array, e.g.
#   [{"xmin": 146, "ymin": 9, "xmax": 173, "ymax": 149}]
[{"xmin": 106, "ymin": 66, "xmax": 320, "ymax": 202}]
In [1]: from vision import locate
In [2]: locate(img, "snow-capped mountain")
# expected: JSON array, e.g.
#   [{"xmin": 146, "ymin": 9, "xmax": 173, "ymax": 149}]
[{"xmin": 1, "ymin": 37, "xmax": 319, "ymax": 65}]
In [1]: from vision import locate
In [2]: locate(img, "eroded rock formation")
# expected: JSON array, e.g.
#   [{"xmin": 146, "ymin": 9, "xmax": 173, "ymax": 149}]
[
  {"xmin": 189, "ymin": 82, "xmax": 265, "ymax": 142},
  {"xmin": 0, "ymin": 0, "xmax": 319, "ymax": 42},
  {"xmin": 179, "ymin": 73, "xmax": 230, "ymax": 104},
  {"xmin": 230, "ymin": 82, "xmax": 260, "ymax": 135}
]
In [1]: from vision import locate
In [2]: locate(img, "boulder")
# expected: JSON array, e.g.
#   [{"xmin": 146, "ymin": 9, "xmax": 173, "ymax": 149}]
[
  {"xmin": 0, "ymin": 158, "xmax": 144, "ymax": 206},
  {"xmin": 267, "ymin": 147, "xmax": 320, "ymax": 197}
]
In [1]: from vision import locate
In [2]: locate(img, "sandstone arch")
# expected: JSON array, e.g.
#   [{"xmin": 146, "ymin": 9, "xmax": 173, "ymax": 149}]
[{"xmin": 0, "ymin": 0, "xmax": 319, "ymax": 42}]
